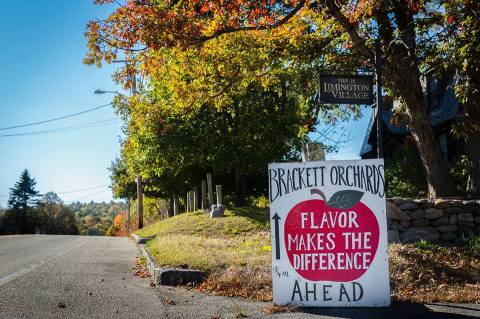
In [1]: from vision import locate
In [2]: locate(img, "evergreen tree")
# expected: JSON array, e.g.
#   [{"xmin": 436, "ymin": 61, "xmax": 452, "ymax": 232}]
[{"xmin": 3, "ymin": 169, "xmax": 40, "ymax": 234}]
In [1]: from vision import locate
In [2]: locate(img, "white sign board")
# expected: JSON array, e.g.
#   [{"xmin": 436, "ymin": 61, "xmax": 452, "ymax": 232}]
[{"xmin": 269, "ymin": 159, "xmax": 390, "ymax": 307}]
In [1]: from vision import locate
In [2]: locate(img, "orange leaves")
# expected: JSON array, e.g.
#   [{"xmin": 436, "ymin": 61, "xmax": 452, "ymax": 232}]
[
  {"xmin": 408, "ymin": 1, "xmax": 422, "ymax": 14},
  {"xmin": 133, "ymin": 257, "xmax": 151, "ymax": 278},
  {"xmin": 113, "ymin": 211, "xmax": 126, "ymax": 227},
  {"xmin": 87, "ymin": 0, "xmax": 305, "ymax": 52},
  {"xmin": 83, "ymin": 0, "xmax": 305, "ymax": 90},
  {"xmin": 199, "ymin": 4, "xmax": 210, "ymax": 13},
  {"xmin": 345, "ymin": 0, "xmax": 375, "ymax": 23}
]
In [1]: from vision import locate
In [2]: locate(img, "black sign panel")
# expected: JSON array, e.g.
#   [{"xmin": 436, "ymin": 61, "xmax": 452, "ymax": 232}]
[{"xmin": 319, "ymin": 74, "xmax": 374, "ymax": 105}]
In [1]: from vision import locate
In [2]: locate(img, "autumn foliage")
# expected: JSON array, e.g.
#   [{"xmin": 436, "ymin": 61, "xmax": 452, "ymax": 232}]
[
  {"xmin": 106, "ymin": 211, "xmax": 129, "ymax": 237},
  {"xmin": 86, "ymin": 0, "xmax": 480, "ymax": 199}
]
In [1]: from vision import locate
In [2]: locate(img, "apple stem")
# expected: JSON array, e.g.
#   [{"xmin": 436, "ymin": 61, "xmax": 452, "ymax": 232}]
[{"xmin": 310, "ymin": 188, "xmax": 327, "ymax": 201}]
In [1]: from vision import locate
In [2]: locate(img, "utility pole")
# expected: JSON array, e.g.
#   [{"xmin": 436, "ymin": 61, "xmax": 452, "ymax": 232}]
[
  {"xmin": 137, "ymin": 175, "xmax": 144, "ymax": 229},
  {"xmin": 375, "ymin": 38, "xmax": 384, "ymax": 159},
  {"xmin": 129, "ymin": 72, "xmax": 144, "ymax": 229},
  {"xmin": 126, "ymin": 197, "xmax": 131, "ymax": 234}
]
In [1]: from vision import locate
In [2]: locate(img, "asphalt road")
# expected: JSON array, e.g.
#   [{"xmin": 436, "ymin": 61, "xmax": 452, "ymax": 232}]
[{"xmin": 0, "ymin": 235, "xmax": 479, "ymax": 319}]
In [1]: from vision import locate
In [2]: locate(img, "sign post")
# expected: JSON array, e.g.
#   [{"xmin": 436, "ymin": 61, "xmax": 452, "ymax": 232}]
[
  {"xmin": 269, "ymin": 159, "xmax": 390, "ymax": 307},
  {"xmin": 375, "ymin": 39, "xmax": 384, "ymax": 158}
]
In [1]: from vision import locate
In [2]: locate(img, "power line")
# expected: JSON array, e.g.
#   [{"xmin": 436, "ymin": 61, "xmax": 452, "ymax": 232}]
[
  {"xmin": 0, "ymin": 102, "xmax": 113, "ymax": 131},
  {"xmin": 0, "ymin": 119, "xmax": 117, "ymax": 137},
  {"xmin": 0, "ymin": 118, "xmax": 119, "ymax": 138},
  {"xmin": 66, "ymin": 189, "xmax": 109, "ymax": 203},
  {"xmin": 0, "ymin": 185, "xmax": 110, "ymax": 198},
  {"xmin": 56, "ymin": 185, "xmax": 109, "ymax": 195}
]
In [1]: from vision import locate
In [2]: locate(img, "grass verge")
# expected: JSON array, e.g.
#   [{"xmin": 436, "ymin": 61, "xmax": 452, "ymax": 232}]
[{"xmin": 136, "ymin": 209, "xmax": 480, "ymax": 303}]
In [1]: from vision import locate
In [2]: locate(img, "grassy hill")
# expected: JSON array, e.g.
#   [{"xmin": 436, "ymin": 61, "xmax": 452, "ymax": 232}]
[
  {"xmin": 135, "ymin": 207, "xmax": 273, "ymax": 300},
  {"xmin": 136, "ymin": 207, "xmax": 480, "ymax": 303},
  {"xmin": 137, "ymin": 208, "xmax": 270, "ymax": 270}
]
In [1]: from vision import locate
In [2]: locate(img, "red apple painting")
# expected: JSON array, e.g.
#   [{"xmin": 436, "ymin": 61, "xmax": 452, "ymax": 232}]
[{"xmin": 284, "ymin": 189, "xmax": 379, "ymax": 282}]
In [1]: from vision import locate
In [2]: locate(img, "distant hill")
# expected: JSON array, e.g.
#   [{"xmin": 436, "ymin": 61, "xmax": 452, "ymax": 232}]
[{"xmin": 68, "ymin": 201, "xmax": 125, "ymax": 236}]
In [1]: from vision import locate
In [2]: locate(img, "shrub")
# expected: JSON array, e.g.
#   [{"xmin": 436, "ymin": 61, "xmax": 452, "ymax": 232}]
[
  {"xmin": 248, "ymin": 195, "xmax": 269, "ymax": 208},
  {"xmin": 385, "ymin": 138, "xmax": 427, "ymax": 197},
  {"xmin": 413, "ymin": 239, "xmax": 440, "ymax": 251},
  {"xmin": 467, "ymin": 234, "xmax": 480, "ymax": 256},
  {"xmin": 450, "ymin": 155, "xmax": 469, "ymax": 194}
]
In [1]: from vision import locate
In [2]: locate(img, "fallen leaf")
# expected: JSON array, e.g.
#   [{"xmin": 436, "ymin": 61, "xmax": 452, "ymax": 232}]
[{"xmin": 162, "ymin": 297, "xmax": 176, "ymax": 305}]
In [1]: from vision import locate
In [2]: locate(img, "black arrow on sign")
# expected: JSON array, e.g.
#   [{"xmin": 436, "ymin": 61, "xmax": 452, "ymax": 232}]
[{"xmin": 272, "ymin": 213, "xmax": 281, "ymax": 260}]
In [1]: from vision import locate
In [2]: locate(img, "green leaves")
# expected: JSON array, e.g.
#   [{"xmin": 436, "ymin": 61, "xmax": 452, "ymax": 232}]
[{"xmin": 327, "ymin": 190, "xmax": 364, "ymax": 209}]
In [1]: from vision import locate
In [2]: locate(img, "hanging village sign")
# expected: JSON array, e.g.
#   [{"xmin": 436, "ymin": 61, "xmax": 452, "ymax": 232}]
[
  {"xmin": 269, "ymin": 159, "xmax": 390, "ymax": 307},
  {"xmin": 319, "ymin": 75, "xmax": 374, "ymax": 105}
]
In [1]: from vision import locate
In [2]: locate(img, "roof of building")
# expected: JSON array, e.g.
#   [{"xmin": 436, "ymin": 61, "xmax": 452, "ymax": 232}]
[{"xmin": 359, "ymin": 86, "xmax": 459, "ymax": 156}]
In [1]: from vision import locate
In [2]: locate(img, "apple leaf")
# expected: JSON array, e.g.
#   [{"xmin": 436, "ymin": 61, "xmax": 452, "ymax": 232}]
[{"xmin": 327, "ymin": 190, "xmax": 364, "ymax": 209}]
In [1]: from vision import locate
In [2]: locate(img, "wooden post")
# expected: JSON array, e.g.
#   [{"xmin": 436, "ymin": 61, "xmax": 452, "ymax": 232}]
[
  {"xmin": 375, "ymin": 38, "xmax": 384, "ymax": 158},
  {"xmin": 201, "ymin": 180, "xmax": 207, "ymax": 210},
  {"xmin": 126, "ymin": 198, "xmax": 131, "ymax": 234},
  {"xmin": 193, "ymin": 187, "xmax": 199, "ymax": 211},
  {"xmin": 189, "ymin": 191, "xmax": 194, "ymax": 212},
  {"xmin": 137, "ymin": 175, "xmax": 144, "ymax": 229},
  {"xmin": 216, "ymin": 185, "xmax": 223, "ymax": 206},
  {"xmin": 207, "ymin": 173, "xmax": 214, "ymax": 210},
  {"xmin": 173, "ymin": 197, "xmax": 178, "ymax": 216},
  {"xmin": 302, "ymin": 143, "xmax": 325, "ymax": 162},
  {"xmin": 168, "ymin": 198, "xmax": 174, "ymax": 217},
  {"xmin": 186, "ymin": 192, "xmax": 190, "ymax": 212}
]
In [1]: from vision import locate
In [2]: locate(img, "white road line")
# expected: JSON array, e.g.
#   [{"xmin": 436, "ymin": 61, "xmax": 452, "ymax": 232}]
[{"xmin": 0, "ymin": 238, "xmax": 89, "ymax": 286}]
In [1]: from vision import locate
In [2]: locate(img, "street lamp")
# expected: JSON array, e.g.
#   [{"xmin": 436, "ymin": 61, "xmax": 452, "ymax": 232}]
[{"xmin": 97, "ymin": 60, "xmax": 143, "ymax": 229}]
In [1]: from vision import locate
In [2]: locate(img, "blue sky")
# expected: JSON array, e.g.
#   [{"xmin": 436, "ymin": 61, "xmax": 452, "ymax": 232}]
[
  {"xmin": 0, "ymin": 0, "xmax": 122, "ymax": 206},
  {"xmin": 0, "ymin": 1, "xmax": 371, "ymax": 206},
  {"xmin": 323, "ymin": 107, "xmax": 372, "ymax": 161}
]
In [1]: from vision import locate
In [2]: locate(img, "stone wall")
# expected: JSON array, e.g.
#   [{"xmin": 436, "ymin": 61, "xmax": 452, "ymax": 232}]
[{"xmin": 387, "ymin": 198, "xmax": 480, "ymax": 243}]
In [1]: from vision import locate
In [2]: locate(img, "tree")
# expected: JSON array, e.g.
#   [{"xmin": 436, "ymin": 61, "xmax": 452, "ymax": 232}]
[
  {"xmin": 109, "ymin": 157, "xmax": 137, "ymax": 199},
  {"xmin": 3, "ymin": 169, "xmax": 40, "ymax": 233},
  {"xmin": 69, "ymin": 201, "xmax": 124, "ymax": 235},
  {"xmin": 85, "ymin": 0, "xmax": 468, "ymax": 198},
  {"xmin": 37, "ymin": 192, "xmax": 78, "ymax": 235},
  {"xmin": 106, "ymin": 212, "xmax": 128, "ymax": 236},
  {"xmin": 100, "ymin": 13, "xmax": 357, "ymax": 204},
  {"xmin": 114, "ymin": 75, "xmax": 316, "ymax": 205},
  {"xmin": 436, "ymin": 1, "xmax": 480, "ymax": 196}
]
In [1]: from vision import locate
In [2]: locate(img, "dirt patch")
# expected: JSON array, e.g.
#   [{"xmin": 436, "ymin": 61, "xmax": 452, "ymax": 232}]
[
  {"xmin": 389, "ymin": 243, "xmax": 480, "ymax": 303},
  {"xmin": 196, "ymin": 243, "xmax": 480, "ymax": 303},
  {"xmin": 196, "ymin": 265, "xmax": 272, "ymax": 302}
]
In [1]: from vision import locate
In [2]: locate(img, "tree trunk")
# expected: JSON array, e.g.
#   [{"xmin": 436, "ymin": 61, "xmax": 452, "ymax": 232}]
[
  {"xmin": 324, "ymin": 0, "xmax": 456, "ymax": 198},
  {"xmin": 386, "ymin": 59, "xmax": 455, "ymax": 198},
  {"xmin": 405, "ymin": 104, "xmax": 455, "ymax": 198},
  {"xmin": 234, "ymin": 167, "xmax": 247, "ymax": 206},
  {"xmin": 464, "ymin": 77, "xmax": 480, "ymax": 197},
  {"xmin": 465, "ymin": 130, "xmax": 480, "ymax": 196}
]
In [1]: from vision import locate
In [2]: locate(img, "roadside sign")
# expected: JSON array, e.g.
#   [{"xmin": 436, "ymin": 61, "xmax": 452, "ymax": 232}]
[
  {"xmin": 319, "ymin": 75, "xmax": 374, "ymax": 105},
  {"xmin": 268, "ymin": 159, "xmax": 390, "ymax": 307}
]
